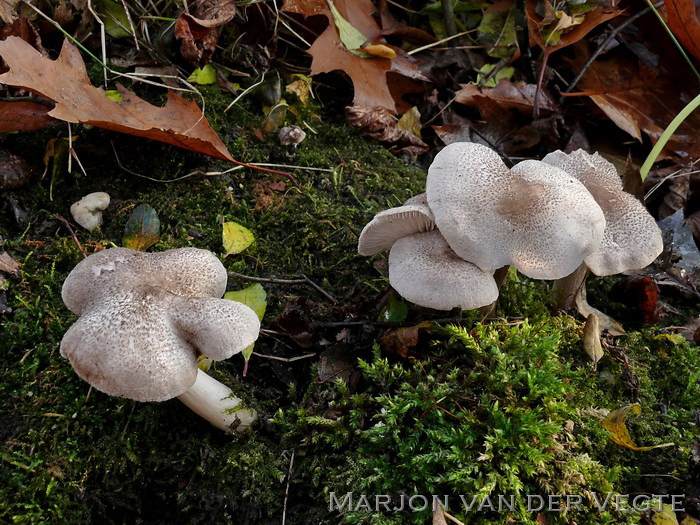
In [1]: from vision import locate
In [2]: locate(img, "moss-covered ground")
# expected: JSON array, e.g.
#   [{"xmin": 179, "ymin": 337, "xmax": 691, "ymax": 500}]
[{"xmin": 1, "ymin": 87, "xmax": 699, "ymax": 524}]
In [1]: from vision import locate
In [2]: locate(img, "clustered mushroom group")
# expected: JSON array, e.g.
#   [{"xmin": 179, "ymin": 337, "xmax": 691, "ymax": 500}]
[
  {"xmin": 358, "ymin": 142, "xmax": 663, "ymax": 311},
  {"xmin": 58, "ymin": 142, "xmax": 664, "ymax": 433}
]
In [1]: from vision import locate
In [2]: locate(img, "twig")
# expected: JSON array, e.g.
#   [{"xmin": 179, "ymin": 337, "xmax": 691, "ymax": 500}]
[
  {"xmin": 441, "ymin": 0, "xmax": 458, "ymax": 41},
  {"xmin": 86, "ymin": 0, "xmax": 108, "ymax": 87},
  {"xmin": 53, "ymin": 214, "xmax": 88, "ymax": 258},
  {"xmin": 561, "ymin": 2, "xmax": 663, "ymax": 100},
  {"xmin": 443, "ymin": 510, "xmax": 466, "ymax": 525},
  {"xmin": 228, "ymin": 271, "xmax": 337, "ymax": 303},
  {"xmin": 281, "ymin": 451, "xmax": 294, "ymax": 525},
  {"xmin": 407, "ymin": 30, "xmax": 475, "ymax": 55},
  {"xmin": 252, "ymin": 351, "xmax": 315, "ymax": 363}
]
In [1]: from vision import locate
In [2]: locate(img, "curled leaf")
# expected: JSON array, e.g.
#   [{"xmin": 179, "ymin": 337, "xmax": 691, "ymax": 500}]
[
  {"xmin": 583, "ymin": 313, "xmax": 604, "ymax": 368},
  {"xmin": 123, "ymin": 204, "xmax": 160, "ymax": 251},
  {"xmin": 602, "ymin": 404, "xmax": 674, "ymax": 451}
]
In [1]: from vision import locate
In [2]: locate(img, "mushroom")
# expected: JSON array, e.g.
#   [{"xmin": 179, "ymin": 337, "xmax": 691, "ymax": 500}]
[
  {"xmin": 358, "ymin": 193, "xmax": 436, "ymax": 256},
  {"xmin": 542, "ymin": 150, "xmax": 663, "ymax": 315},
  {"xmin": 60, "ymin": 247, "xmax": 260, "ymax": 431},
  {"xmin": 389, "ymin": 230, "xmax": 499, "ymax": 310},
  {"xmin": 358, "ymin": 194, "xmax": 498, "ymax": 310},
  {"xmin": 426, "ymin": 142, "xmax": 607, "ymax": 280},
  {"xmin": 70, "ymin": 192, "xmax": 110, "ymax": 231}
]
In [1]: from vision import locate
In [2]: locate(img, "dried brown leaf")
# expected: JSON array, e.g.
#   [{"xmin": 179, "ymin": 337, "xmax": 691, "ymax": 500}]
[
  {"xmin": 665, "ymin": 0, "xmax": 700, "ymax": 62},
  {"xmin": 0, "ymin": 36, "xmax": 234, "ymax": 162},
  {"xmin": 455, "ymin": 81, "xmax": 558, "ymax": 114},
  {"xmin": 0, "ymin": 251, "xmax": 20, "ymax": 276},
  {"xmin": 570, "ymin": 44, "xmax": 700, "ymax": 162},
  {"xmin": 174, "ymin": 0, "xmax": 236, "ymax": 66},
  {"xmin": 0, "ymin": 101, "xmax": 56, "ymax": 131},
  {"xmin": 281, "ymin": 0, "xmax": 429, "ymax": 112},
  {"xmin": 526, "ymin": 0, "xmax": 621, "ymax": 54},
  {"xmin": 346, "ymin": 105, "xmax": 428, "ymax": 153}
]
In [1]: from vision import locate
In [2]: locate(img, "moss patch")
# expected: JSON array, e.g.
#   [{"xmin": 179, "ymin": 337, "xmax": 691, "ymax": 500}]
[{"xmin": 1, "ymin": 92, "xmax": 699, "ymax": 525}]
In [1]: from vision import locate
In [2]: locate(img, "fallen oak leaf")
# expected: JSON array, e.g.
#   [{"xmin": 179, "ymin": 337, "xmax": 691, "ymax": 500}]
[
  {"xmin": 665, "ymin": 0, "xmax": 700, "ymax": 62},
  {"xmin": 0, "ymin": 36, "xmax": 236, "ymax": 162},
  {"xmin": 282, "ymin": 0, "xmax": 429, "ymax": 112}
]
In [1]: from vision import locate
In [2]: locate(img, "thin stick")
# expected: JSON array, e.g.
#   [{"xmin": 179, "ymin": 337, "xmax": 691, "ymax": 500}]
[
  {"xmin": 561, "ymin": 2, "xmax": 663, "ymax": 98},
  {"xmin": 281, "ymin": 452, "xmax": 294, "ymax": 525},
  {"xmin": 228, "ymin": 271, "xmax": 337, "ymax": 303},
  {"xmin": 54, "ymin": 214, "xmax": 88, "ymax": 258},
  {"xmin": 442, "ymin": 510, "xmax": 466, "ymax": 525},
  {"xmin": 251, "ymin": 352, "xmax": 315, "ymax": 363},
  {"xmin": 407, "ymin": 30, "xmax": 475, "ymax": 55},
  {"xmin": 86, "ymin": 0, "xmax": 108, "ymax": 87}
]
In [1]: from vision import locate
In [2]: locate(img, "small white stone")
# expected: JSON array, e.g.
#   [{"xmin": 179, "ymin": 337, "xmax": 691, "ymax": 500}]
[
  {"xmin": 278, "ymin": 125, "xmax": 306, "ymax": 147},
  {"xmin": 70, "ymin": 192, "xmax": 110, "ymax": 231}
]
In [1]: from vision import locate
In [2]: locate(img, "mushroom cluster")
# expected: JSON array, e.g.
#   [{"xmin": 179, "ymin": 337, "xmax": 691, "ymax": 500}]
[
  {"xmin": 358, "ymin": 142, "xmax": 663, "ymax": 311},
  {"xmin": 60, "ymin": 247, "xmax": 260, "ymax": 431}
]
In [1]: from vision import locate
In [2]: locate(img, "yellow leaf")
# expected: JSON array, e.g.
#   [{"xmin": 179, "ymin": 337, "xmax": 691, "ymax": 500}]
[
  {"xmin": 397, "ymin": 106, "xmax": 422, "ymax": 138},
  {"xmin": 222, "ymin": 221, "xmax": 254, "ymax": 255},
  {"xmin": 285, "ymin": 74, "xmax": 313, "ymax": 105},
  {"xmin": 105, "ymin": 89, "xmax": 122, "ymax": 103},
  {"xmin": 197, "ymin": 354, "xmax": 213, "ymax": 371},
  {"xmin": 358, "ymin": 43, "xmax": 396, "ymax": 58},
  {"xmin": 602, "ymin": 404, "xmax": 675, "ymax": 451},
  {"xmin": 650, "ymin": 502, "xmax": 680, "ymax": 524}
]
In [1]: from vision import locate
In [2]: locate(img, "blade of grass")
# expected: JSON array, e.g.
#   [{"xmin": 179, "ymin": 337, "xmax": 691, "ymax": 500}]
[
  {"xmin": 639, "ymin": 0, "xmax": 700, "ymax": 181},
  {"xmin": 640, "ymin": 92, "xmax": 700, "ymax": 181}
]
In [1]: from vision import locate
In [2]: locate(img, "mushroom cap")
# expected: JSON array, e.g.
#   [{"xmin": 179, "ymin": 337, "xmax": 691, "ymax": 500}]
[
  {"xmin": 358, "ymin": 193, "xmax": 436, "ymax": 255},
  {"xmin": 62, "ymin": 247, "xmax": 228, "ymax": 314},
  {"xmin": 60, "ymin": 247, "xmax": 260, "ymax": 402},
  {"xmin": 426, "ymin": 142, "xmax": 606, "ymax": 279},
  {"xmin": 542, "ymin": 149, "xmax": 663, "ymax": 276},
  {"xmin": 388, "ymin": 230, "xmax": 499, "ymax": 310}
]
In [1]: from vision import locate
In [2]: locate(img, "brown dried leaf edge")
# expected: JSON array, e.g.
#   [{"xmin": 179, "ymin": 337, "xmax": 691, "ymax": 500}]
[{"xmin": 0, "ymin": 36, "xmax": 234, "ymax": 162}]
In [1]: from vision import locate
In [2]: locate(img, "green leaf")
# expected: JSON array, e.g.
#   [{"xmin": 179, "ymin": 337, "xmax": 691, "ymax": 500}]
[
  {"xmin": 476, "ymin": 64, "xmax": 515, "ymax": 87},
  {"xmin": 225, "ymin": 283, "xmax": 267, "ymax": 375},
  {"xmin": 224, "ymin": 283, "xmax": 267, "ymax": 321},
  {"xmin": 222, "ymin": 221, "xmax": 255, "ymax": 255},
  {"xmin": 94, "ymin": 0, "xmax": 132, "ymax": 38},
  {"xmin": 105, "ymin": 90, "xmax": 122, "ymax": 103},
  {"xmin": 379, "ymin": 293, "xmax": 408, "ymax": 323},
  {"xmin": 476, "ymin": 6, "xmax": 517, "ymax": 59},
  {"xmin": 122, "ymin": 204, "xmax": 160, "ymax": 251},
  {"xmin": 326, "ymin": 0, "xmax": 373, "ymax": 57},
  {"xmin": 187, "ymin": 64, "xmax": 217, "ymax": 85}
]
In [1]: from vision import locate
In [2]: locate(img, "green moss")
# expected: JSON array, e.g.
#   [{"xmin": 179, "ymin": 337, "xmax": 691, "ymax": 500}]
[{"xmin": 2, "ymin": 82, "xmax": 698, "ymax": 525}]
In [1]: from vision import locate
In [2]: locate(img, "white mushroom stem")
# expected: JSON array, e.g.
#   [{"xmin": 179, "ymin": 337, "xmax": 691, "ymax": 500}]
[
  {"xmin": 176, "ymin": 369, "xmax": 257, "ymax": 431},
  {"xmin": 551, "ymin": 262, "xmax": 589, "ymax": 310}
]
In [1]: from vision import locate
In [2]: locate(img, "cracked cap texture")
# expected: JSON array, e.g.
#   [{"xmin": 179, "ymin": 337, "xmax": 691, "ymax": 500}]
[
  {"xmin": 60, "ymin": 247, "xmax": 260, "ymax": 402},
  {"xmin": 427, "ymin": 142, "xmax": 607, "ymax": 280}
]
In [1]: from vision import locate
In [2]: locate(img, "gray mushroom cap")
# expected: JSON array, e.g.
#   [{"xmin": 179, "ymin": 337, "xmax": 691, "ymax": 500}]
[
  {"xmin": 60, "ymin": 247, "xmax": 260, "ymax": 402},
  {"xmin": 388, "ymin": 230, "xmax": 499, "ymax": 310},
  {"xmin": 426, "ymin": 142, "xmax": 607, "ymax": 280},
  {"xmin": 542, "ymin": 149, "xmax": 663, "ymax": 276},
  {"xmin": 358, "ymin": 193, "xmax": 436, "ymax": 255}
]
